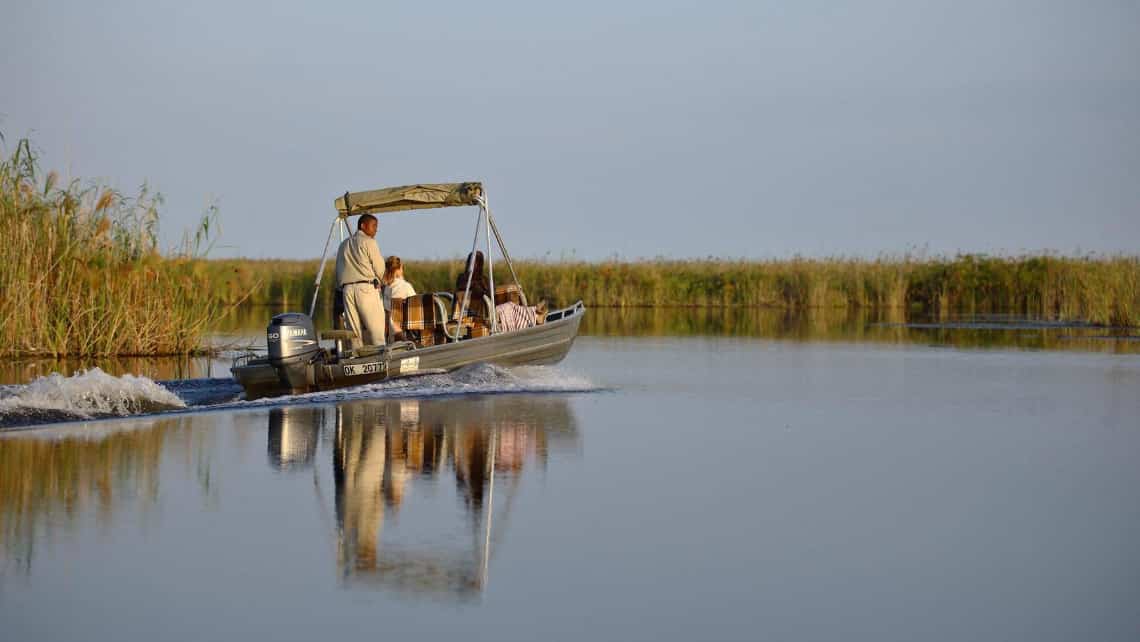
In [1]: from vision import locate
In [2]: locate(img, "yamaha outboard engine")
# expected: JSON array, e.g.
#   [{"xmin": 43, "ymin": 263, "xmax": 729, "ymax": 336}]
[
  {"xmin": 267, "ymin": 312, "xmax": 321, "ymax": 392},
  {"xmin": 267, "ymin": 406, "xmax": 320, "ymax": 471}
]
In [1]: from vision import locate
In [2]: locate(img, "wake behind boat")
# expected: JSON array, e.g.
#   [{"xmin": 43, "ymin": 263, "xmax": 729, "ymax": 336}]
[{"xmin": 232, "ymin": 182, "xmax": 584, "ymax": 400}]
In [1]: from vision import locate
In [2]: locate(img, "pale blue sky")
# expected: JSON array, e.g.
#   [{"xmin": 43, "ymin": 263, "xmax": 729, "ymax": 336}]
[{"xmin": 2, "ymin": 0, "xmax": 1137, "ymax": 259}]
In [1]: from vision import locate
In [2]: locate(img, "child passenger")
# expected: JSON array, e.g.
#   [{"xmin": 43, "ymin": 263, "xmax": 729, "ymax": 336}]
[
  {"xmin": 382, "ymin": 256, "xmax": 418, "ymax": 342},
  {"xmin": 382, "ymin": 256, "xmax": 416, "ymax": 311}
]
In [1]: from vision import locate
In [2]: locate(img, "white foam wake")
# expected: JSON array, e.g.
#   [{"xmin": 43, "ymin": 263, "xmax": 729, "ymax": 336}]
[
  {"xmin": 0, "ymin": 363, "xmax": 601, "ymax": 430},
  {"xmin": 219, "ymin": 362, "xmax": 601, "ymax": 410},
  {"xmin": 0, "ymin": 368, "xmax": 187, "ymax": 427}
]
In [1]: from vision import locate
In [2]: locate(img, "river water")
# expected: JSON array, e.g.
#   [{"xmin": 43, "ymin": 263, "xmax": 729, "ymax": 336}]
[{"xmin": 1, "ymin": 309, "xmax": 1138, "ymax": 641}]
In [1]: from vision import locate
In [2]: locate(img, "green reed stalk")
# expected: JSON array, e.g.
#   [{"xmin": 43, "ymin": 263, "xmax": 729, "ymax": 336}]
[
  {"xmin": 214, "ymin": 253, "xmax": 1138, "ymax": 327},
  {"xmin": 0, "ymin": 137, "xmax": 224, "ymax": 356}
]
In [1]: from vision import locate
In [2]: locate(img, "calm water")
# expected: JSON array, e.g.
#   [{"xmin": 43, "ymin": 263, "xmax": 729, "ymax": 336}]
[
  {"xmin": 2, "ymin": 310, "xmax": 1139, "ymax": 641},
  {"xmin": 1, "ymin": 307, "xmax": 1136, "ymax": 386}
]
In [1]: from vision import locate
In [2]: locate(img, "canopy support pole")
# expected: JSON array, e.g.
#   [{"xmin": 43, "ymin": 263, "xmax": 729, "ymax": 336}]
[
  {"xmin": 309, "ymin": 215, "xmax": 341, "ymax": 318},
  {"xmin": 482, "ymin": 198, "xmax": 527, "ymax": 306},
  {"xmin": 483, "ymin": 201, "xmax": 497, "ymax": 332},
  {"xmin": 454, "ymin": 209, "xmax": 483, "ymax": 340},
  {"xmin": 481, "ymin": 427, "xmax": 496, "ymax": 589}
]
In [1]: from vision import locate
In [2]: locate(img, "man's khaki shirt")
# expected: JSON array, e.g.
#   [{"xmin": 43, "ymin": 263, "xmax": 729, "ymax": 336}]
[{"xmin": 335, "ymin": 230, "xmax": 385, "ymax": 287}]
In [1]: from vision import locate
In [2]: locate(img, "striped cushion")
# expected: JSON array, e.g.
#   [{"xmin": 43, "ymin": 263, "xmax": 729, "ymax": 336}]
[{"xmin": 495, "ymin": 302, "xmax": 537, "ymax": 332}]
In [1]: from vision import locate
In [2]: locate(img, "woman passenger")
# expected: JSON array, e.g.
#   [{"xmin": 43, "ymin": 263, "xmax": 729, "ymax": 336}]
[
  {"xmin": 456, "ymin": 251, "xmax": 547, "ymax": 333},
  {"xmin": 455, "ymin": 251, "xmax": 491, "ymax": 299}
]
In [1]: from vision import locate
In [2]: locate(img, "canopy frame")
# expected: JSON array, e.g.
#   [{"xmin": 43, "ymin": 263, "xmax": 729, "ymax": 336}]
[
  {"xmin": 453, "ymin": 195, "xmax": 525, "ymax": 338},
  {"xmin": 309, "ymin": 184, "xmax": 528, "ymax": 337}
]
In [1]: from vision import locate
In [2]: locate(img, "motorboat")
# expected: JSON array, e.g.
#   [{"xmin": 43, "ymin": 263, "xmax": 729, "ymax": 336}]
[{"xmin": 232, "ymin": 182, "xmax": 584, "ymax": 400}]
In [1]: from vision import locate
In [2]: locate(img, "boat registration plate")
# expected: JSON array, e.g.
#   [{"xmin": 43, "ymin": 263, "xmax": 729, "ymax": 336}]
[
  {"xmin": 399, "ymin": 356, "xmax": 420, "ymax": 374},
  {"xmin": 343, "ymin": 362, "xmax": 383, "ymax": 377}
]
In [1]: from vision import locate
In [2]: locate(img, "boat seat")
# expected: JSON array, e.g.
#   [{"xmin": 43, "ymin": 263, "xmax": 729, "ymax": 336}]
[
  {"xmin": 438, "ymin": 284, "xmax": 529, "ymax": 341},
  {"xmin": 443, "ymin": 320, "xmax": 470, "ymax": 340},
  {"xmin": 388, "ymin": 294, "xmax": 454, "ymax": 347},
  {"xmin": 321, "ymin": 329, "xmax": 357, "ymax": 359},
  {"xmin": 320, "ymin": 330, "xmax": 357, "ymax": 341},
  {"xmin": 355, "ymin": 344, "xmax": 385, "ymax": 357},
  {"xmin": 447, "ymin": 291, "xmax": 495, "ymax": 341},
  {"xmin": 387, "ymin": 340, "xmax": 417, "ymax": 353}
]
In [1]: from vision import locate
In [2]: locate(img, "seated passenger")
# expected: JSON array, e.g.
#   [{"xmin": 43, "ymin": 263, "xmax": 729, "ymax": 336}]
[
  {"xmin": 383, "ymin": 256, "xmax": 417, "ymax": 342},
  {"xmin": 455, "ymin": 251, "xmax": 546, "ymax": 334},
  {"xmin": 455, "ymin": 250, "xmax": 491, "ymax": 301},
  {"xmin": 382, "ymin": 256, "xmax": 416, "ymax": 308}
]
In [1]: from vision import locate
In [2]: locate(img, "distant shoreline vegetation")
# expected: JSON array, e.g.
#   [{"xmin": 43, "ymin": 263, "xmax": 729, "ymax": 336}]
[
  {"xmin": 2, "ymin": 133, "xmax": 1136, "ymax": 359},
  {"xmin": 207, "ymin": 253, "xmax": 1139, "ymax": 328}
]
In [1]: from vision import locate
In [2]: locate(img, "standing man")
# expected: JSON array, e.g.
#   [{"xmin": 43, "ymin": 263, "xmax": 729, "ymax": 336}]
[{"xmin": 335, "ymin": 213, "xmax": 386, "ymax": 347}]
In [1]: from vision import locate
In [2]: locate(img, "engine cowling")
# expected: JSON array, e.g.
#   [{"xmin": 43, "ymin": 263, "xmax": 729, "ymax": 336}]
[{"xmin": 267, "ymin": 313, "xmax": 320, "ymax": 367}]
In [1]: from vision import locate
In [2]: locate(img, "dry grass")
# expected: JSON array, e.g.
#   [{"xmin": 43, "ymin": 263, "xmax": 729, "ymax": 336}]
[{"xmin": 0, "ymin": 137, "xmax": 224, "ymax": 356}]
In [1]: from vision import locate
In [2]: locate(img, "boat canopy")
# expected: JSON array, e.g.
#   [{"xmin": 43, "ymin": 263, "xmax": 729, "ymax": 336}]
[
  {"xmin": 313, "ymin": 178, "xmax": 521, "ymax": 324},
  {"xmin": 334, "ymin": 182, "xmax": 484, "ymax": 217}
]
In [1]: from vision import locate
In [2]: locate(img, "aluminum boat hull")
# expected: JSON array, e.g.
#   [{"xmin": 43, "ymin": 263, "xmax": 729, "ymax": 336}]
[{"xmin": 232, "ymin": 301, "xmax": 584, "ymax": 400}]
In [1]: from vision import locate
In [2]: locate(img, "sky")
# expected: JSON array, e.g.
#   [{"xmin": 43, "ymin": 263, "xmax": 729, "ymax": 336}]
[{"xmin": 1, "ymin": 0, "xmax": 1137, "ymax": 260}]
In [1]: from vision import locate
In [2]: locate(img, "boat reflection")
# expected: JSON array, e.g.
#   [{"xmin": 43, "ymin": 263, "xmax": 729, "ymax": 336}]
[
  {"xmin": 275, "ymin": 395, "xmax": 581, "ymax": 599},
  {"xmin": 1, "ymin": 394, "xmax": 579, "ymax": 600}
]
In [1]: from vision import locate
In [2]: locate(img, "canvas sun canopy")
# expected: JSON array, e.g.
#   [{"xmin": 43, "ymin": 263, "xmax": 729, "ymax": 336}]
[{"xmin": 335, "ymin": 182, "xmax": 484, "ymax": 216}]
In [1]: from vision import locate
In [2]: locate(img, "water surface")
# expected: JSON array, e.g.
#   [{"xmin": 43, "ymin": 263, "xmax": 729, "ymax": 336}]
[
  {"xmin": 2, "ymin": 310, "xmax": 1138, "ymax": 641},
  {"xmin": 1, "ymin": 307, "xmax": 1135, "ymax": 387}
]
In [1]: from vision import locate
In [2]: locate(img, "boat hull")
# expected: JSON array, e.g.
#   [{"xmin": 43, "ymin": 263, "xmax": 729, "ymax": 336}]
[{"xmin": 232, "ymin": 301, "xmax": 584, "ymax": 400}]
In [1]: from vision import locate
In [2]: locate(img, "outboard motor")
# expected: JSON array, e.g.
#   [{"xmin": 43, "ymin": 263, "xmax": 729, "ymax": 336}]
[
  {"xmin": 267, "ymin": 312, "xmax": 321, "ymax": 392},
  {"xmin": 267, "ymin": 406, "xmax": 320, "ymax": 471}
]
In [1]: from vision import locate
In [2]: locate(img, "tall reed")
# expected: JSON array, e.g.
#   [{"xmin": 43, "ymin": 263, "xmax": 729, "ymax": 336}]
[
  {"xmin": 0, "ymin": 138, "xmax": 222, "ymax": 356},
  {"xmin": 213, "ymin": 254, "xmax": 1139, "ymax": 327}
]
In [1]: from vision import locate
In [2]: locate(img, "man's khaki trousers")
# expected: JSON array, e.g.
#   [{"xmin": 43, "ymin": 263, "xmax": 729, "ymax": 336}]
[{"xmin": 343, "ymin": 282, "xmax": 387, "ymax": 347}]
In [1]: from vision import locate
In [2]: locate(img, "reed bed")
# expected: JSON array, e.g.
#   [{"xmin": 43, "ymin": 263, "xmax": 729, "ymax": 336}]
[
  {"xmin": 0, "ymin": 418, "xmax": 194, "ymax": 570},
  {"xmin": 7, "ymin": 130, "xmax": 1131, "ymax": 349},
  {"xmin": 0, "ymin": 138, "xmax": 223, "ymax": 357},
  {"xmin": 213, "ymin": 254, "xmax": 1140, "ymax": 327}
]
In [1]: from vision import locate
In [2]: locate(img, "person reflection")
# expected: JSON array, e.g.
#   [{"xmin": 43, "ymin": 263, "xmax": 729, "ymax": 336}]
[
  {"xmin": 383, "ymin": 408, "xmax": 409, "ymax": 510},
  {"xmin": 453, "ymin": 426, "xmax": 489, "ymax": 515},
  {"xmin": 334, "ymin": 402, "xmax": 386, "ymax": 571},
  {"xmin": 323, "ymin": 396, "xmax": 579, "ymax": 596}
]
